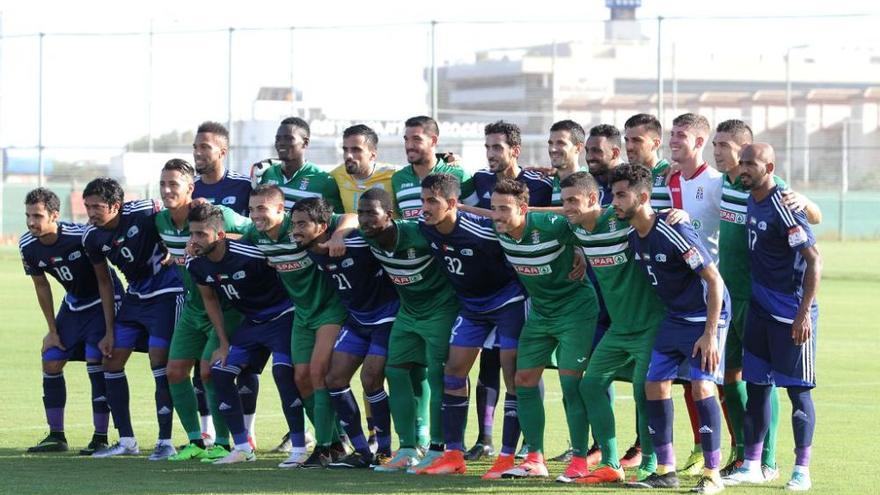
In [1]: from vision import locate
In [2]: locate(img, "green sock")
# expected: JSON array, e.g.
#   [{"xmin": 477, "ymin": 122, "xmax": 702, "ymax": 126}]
[
  {"xmin": 634, "ymin": 379, "xmax": 656, "ymax": 471},
  {"xmin": 516, "ymin": 385, "xmax": 544, "ymax": 454},
  {"xmin": 203, "ymin": 379, "xmax": 230, "ymax": 446},
  {"xmin": 560, "ymin": 374, "xmax": 589, "ymax": 457},
  {"xmin": 580, "ymin": 374, "xmax": 619, "ymax": 467},
  {"xmin": 313, "ymin": 388, "xmax": 336, "ymax": 446},
  {"xmin": 169, "ymin": 378, "xmax": 202, "ymax": 441},
  {"xmin": 763, "ymin": 385, "xmax": 780, "ymax": 468},
  {"xmin": 303, "ymin": 393, "xmax": 317, "ymax": 427},
  {"xmin": 427, "ymin": 363, "xmax": 445, "ymax": 445},
  {"xmin": 723, "ymin": 380, "xmax": 748, "ymax": 459},
  {"xmin": 410, "ymin": 366, "xmax": 430, "ymax": 447},
  {"xmin": 387, "ymin": 366, "xmax": 418, "ymax": 448}
]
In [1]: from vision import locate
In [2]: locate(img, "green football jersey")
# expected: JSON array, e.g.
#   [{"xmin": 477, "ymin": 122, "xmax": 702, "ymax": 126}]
[
  {"xmin": 719, "ymin": 174, "xmax": 786, "ymax": 300},
  {"xmin": 391, "ymin": 159, "xmax": 476, "ymax": 219},
  {"xmin": 361, "ymin": 219, "xmax": 458, "ymax": 316},
  {"xmin": 155, "ymin": 205, "xmax": 251, "ymax": 310},
  {"xmin": 259, "ymin": 161, "xmax": 344, "ymax": 213},
  {"xmin": 650, "ymin": 159, "xmax": 672, "ymax": 209},
  {"xmin": 242, "ymin": 214, "xmax": 342, "ymax": 321},
  {"xmin": 550, "ymin": 167, "xmax": 588, "ymax": 206},
  {"xmin": 495, "ymin": 211, "xmax": 597, "ymax": 319},
  {"xmin": 570, "ymin": 207, "xmax": 665, "ymax": 332}
]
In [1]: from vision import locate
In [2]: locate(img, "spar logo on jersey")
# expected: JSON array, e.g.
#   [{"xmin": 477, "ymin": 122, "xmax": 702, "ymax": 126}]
[
  {"xmin": 404, "ymin": 208, "xmax": 422, "ymax": 219},
  {"xmin": 788, "ymin": 226, "xmax": 808, "ymax": 247},
  {"xmin": 68, "ymin": 250, "xmax": 82, "ymax": 261},
  {"xmin": 273, "ymin": 258, "xmax": 313, "ymax": 272},
  {"xmin": 589, "ymin": 253, "xmax": 627, "ymax": 267},
  {"xmin": 299, "ymin": 178, "xmax": 310, "ymax": 191},
  {"xmin": 682, "ymin": 247, "xmax": 704, "ymax": 270},
  {"xmin": 390, "ymin": 273, "xmax": 423, "ymax": 285},
  {"xmin": 514, "ymin": 264, "xmax": 552, "ymax": 276},
  {"xmin": 720, "ymin": 210, "xmax": 746, "ymax": 224},
  {"xmin": 127, "ymin": 225, "xmax": 139, "ymax": 238}
]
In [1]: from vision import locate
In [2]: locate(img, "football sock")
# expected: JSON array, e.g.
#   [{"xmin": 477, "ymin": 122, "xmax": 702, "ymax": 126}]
[
  {"xmin": 169, "ymin": 376, "xmax": 202, "ymax": 441},
  {"xmin": 192, "ymin": 368, "xmax": 209, "ymax": 417},
  {"xmin": 272, "ymin": 362, "xmax": 305, "ymax": 449},
  {"xmin": 683, "ymin": 382, "xmax": 702, "ymax": 447},
  {"xmin": 633, "ymin": 377, "xmax": 656, "ymax": 471},
  {"xmin": 410, "ymin": 366, "xmax": 430, "ymax": 447},
  {"xmin": 560, "ymin": 374, "xmax": 589, "ymax": 457},
  {"xmin": 329, "ymin": 386, "xmax": 369, "ymax": 455},
  {"xmin": 743, "ymin": 382, "xmax": 772, "ymax": 461},
  {"xmin": 723, "ymin": 380, "xmax": 748, "ymax": 459},
  {"xmin": 647, "ymin": 398, "xmax": 675, "ymax": 468},
  {"xmin": 203, "ymin": 378, "xmax": 231, "ymax": 446},
  {"xmin": 476, "ymin": 347, "xmax": 500, "ymax": 443},
  {"xmin": 763, "ymin": 385, "xmax": 780, "ymax": 467},
  {"xmin": 788, "ymin": 387, "xmax": 815, "ymax": 468},
  {"xmin": 86, "ymin": 364, "xmax": 109, "ymax": 435},
  {"xmin": 238, "ymin": 370, "xmax": 260, "ymax": 417},
  {"xmin": 695, "ymin": 396, "xmax": 722, "ymax": 470},
  {"xmin": 441, "ymin": 393, "xmax": 469, "ymax": 452},
  {"xmin": 426, "ymin": 362, "xmax": 445, "ymax": 446},
  {"xmin": 313, "ymin": 388, "xmax": 336, "ymax": 447},
  {"xmin": 500, "ymin": 393, "xmax": 520, "ymax": 455},
  {"xmin": 365, "ymin": 388, "xmax": 392, "ymax": 455},
  {"xmin": 516, "ymin": 385, "xmax": 544, "ymax": 454},
  {"xmin": 580, "ymin": 373, "xmax": 619, "ymax": 468},
  {"xmin": 211, "ymin": 364, "xmax": 247, "ymax": 446},
  {"xmin": 104, "ymin": 369, "xmax": 134, "ymax": 437},
  {"xmin": 42, "ymin": 371, "xmax": 65, "ymax": 433},
  {"xmin": 386, "ymin": 365, "xmax": 417, "ymax": 448},
  {"xmin": 152, "ymin": 365, "xmax": 174, "ymax": 440}
]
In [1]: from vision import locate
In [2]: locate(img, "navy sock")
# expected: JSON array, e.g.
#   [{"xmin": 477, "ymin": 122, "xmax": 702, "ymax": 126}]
[
  {"xmin": 695, "ymin": 396, "xmax": 722, "ymax": 469},
  {"xmin": 192, "ymin": 367, "xmax": 209, "ymax": 417},
  {"xmin": 442, "ymin": 393, "xmax": 469, "ymax": 452},
  {"xmin": 366, "ymin": 388, "xmax": 392, "ymax": 455},
  {"xmin": 211, "ymin": 364, "xmax": 247, "ymax": 446},
  {"xmin": 329, "ymin": 386, "xmax": 369, "ymax": 455},
  {"xmin": 744, "ymin": 382, "xmax": 772, "ymax": 460},
  {"xmin": 272, "ymin": 363, "xmax": 305, "ymax": 449},
  {"xmin": 237, "ymin": 369, "xmax": 260, "ymax": 416},
  {"xmin": 86, "ymin": 364, "xmax": 109, "ymax": 435},
  {"xmin": 476, "ymin": 348, "xmax": 500, "ymax": 443},
  {"xmin": 104, "ymin": 369, "xmax": 134, "ymax": 437},
  {"xmin": 788, "ymin": 387, "xmax": 815, "ymax": 467},
  {"xmin": 500, "ymin": 392, "xmax": 520, "ymax": 455},
  {"xmin": 152, "ymin": 365, "xmax": 173, "ymax": 440},
  {"xmin": 42, "ymin": 371, "xmax": 66, "ymax": 433},
  {"xmin": 646, "ymin": 398, "xmax": 675, "ymax": 467}
]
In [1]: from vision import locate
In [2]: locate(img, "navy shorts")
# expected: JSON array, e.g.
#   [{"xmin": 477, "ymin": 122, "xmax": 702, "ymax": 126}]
[
  {"xmin": 114, "ymin": 292, "xmax": 183, "ymax": 350},
  {"xmin": 43, "ymin": 303, "xmax": 106, "ymax": 362},
  {"xmin": 646, "ymin": 316, "xmax": 728, "ymax": 384},
  {"xmin": 333, "ymin": 319, "xmax": 393, "ymax": 358},
  {"xmin": 743, "ymin": 305, "xmax": 817, "ymax": 388},
  {"xmin": 226, "ymin": 309, "xmax": 294, "ymax": 368},
  {"xmin": 451, "ymin": 299, "xmax": 526, "ymax": 351}
]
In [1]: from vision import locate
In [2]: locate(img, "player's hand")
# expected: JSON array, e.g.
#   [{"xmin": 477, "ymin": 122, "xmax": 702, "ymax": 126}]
[
  {"xmin": 568, "ymin": 248, "xmax": 587, "ymax": 281},
  {"xmin": 436, "ymin": 152, "xmax": 460, "ymax": 165},
  {"xmin": 782, "ymin": 190, "xmax": 808, "ymax": 213},
  {"xmin": 190, "ymin": 197, "xmax": 210, "ymax": 209},
  {"xmin": 319, "ymin": 236, "xmax": 347, "ymax": 257},
  {"xmin": 692, "ymin": 331, "xmax": 719, "ymax": 374},
  {"xmin": 159, "ymin": 251, "xmax": 174, "ymax": 267},
  {"xmin": 664, "ymin": 208, "xmax": 691, "ymax": 226},
  {"xmin": 525, "ymin": 165, "xmax": 555, "ymax": 177},
  {"xmin": 250, "ymin": 160, "xmax": 272, "ymax": 189},
  {"xmin": 42, "ymin": 332, "xmax": 65, "ymax": 354},
  {"xmin": 791, "ymin": 312, "xmax": 812, "ymax": 345},
  {"xmin": 212, "ymin": 344, "xmax": 230, "ymax": 368},
  {"xmin": 98, "ymin": 334, "xmax": 114, "ymax": 359}
]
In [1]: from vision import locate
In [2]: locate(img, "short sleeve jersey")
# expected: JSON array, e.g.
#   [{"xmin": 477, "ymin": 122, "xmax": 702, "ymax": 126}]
[
  {"xmin": 329, "ymin": 163, "xmax": 399, "ymax": 214},
  {"xmin": 747, "ymin": 186, "xmax": 817, "ymax": 323},
  {"xmin": 20, "ymin": 221, "xmax": 123, "ymax": 311},
  {"xmin": 473, "ymin": 169, "xmax": 553, "ymax": 209},
  {"xmin": 719, "ymin": 174, "xmax": 786, "ymax": 300},
  {"xmin": 186, "ymin": 239, "xmax": 293, "ymax": 323},
  {"xmin": 361, "ymin": 219, "xmax": 459, "ymax": 316},
  {"xmin": 392, "ymin": 160, "xmax": 477, "ymax": 219},
  {"xmin": 259, "ymin": 161, "xmax": 344, "ymax": 213},
  {"xmin": 418, "ymin": 211, "xmax": 525, "ymax": 314},
  {"xmin": 193, "ymin": 170, "xmax": 253, "ymax": 216},
  {"xmin": 550, "ymin": 167, "xmax": 588, "ymax": 206},
  {"xmin": 495, "ymin": 211, "xmax": 598, "ymax": 319},
  {"xmin": 629, "ymin": 213, "xmax": 728, "ymax": 323},
  {"xmin": 570, "ymin": 208, "xmax": 666, "ymax": 332},
  {"xmin": 82, "ymin": 200, "xmax": 182, "ymax": 299},
  {"xmin": 650, "ymin": 159, "xmax": 673, "ymax": 209},
  {"xmin": 306, "ymin": 215, "xmax": 399, "ymax": 326},
  {"xmin": 155, "ymin": 205, "xmax": 251, "ymax": 309},
  {"xmin": 242, "ymin": 214, "xmax": 342, "ymax": 322}
]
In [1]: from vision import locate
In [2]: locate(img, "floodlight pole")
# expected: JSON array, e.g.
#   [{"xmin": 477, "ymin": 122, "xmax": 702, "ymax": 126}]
[
  {"xmin": 430, "ymin": 20, "xmax": 438, "ymax": 119},
  {"xmin": 656, "ymin": 16, "xmax": 664, "ymax": 128},
  {"xmin": 38, "ymin": 32, "xmax": 44, "ymax": 187}
]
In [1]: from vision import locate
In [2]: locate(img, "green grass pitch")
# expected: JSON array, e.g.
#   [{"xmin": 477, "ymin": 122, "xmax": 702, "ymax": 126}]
[{"xmin": 0, "ymin": 241, "xmax": 877, "ymax": 494}]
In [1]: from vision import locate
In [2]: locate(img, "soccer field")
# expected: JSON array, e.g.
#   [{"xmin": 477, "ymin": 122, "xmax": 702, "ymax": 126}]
[{"xmin": 0, "ymin": 241, "xmax": 877, "ymax": 494}]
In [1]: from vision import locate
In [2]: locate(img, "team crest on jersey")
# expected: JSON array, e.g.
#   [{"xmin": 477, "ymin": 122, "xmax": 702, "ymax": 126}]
[
  {"xmin": 608, "ymin": 218, "xmax": 618, "ymax": 231},
  {"xmin": 68, "ymin": 251, "xmax": 82, "ymax": 261},
  {"xmin": 402, "ymin": 183, "xmax": 414, "ymax": 188},
  {"xmin": 341, "ymin": 258, "xmax": 354, "ymax": 268},
  {"xmin": 682, "ymin": 247, "xmax": 703, "ymax": 270},
  {"xmin": 530, "ymin": 231, "xmax": 541, "ymax": 244},
  {"xmin": 406, "ymin": 248, "xmax": 416, "ymax": 259},
  {"xmin": 655, "ymin": 253, "xmax": 667, "ymax": 262},
  {"xmin": 299, "ymin": 178, "xmax": 310, "ymax": 191},
  {"xmin": 758, "ymin": 221, "xmax": 767, "ymax": 231},
  {"xmin": 654, "ymin": 175, "xmax": 665, "ymax": 186},
  {"xmin": 696, "ymin": 186, "xmax": 704, "ymax": 200},
  {"xmin": 127, "ymin": 225, "xmax": 139, "ymax": 238},
  {"xmin": 461, "ymin": 248, "xmax": 474, "ymax": 256},
  {"xmin": 232, "ymin": 270, "xmax": 246, "ymax": 280},
  {"xmin": 222, "ymin": 196, "xmax": 236, "ymax": 205}
]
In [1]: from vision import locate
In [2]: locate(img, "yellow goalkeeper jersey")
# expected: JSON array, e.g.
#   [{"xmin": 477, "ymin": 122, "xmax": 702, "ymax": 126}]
[{"xmin": 330, "ymin": 163, "xmax": 400, "ymax": 214}]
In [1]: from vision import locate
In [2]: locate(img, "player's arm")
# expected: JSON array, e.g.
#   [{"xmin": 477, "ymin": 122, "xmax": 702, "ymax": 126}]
[
  {"xmin": 30, "ymin": 274, "xmax": 65, "ymax": 353},
  {"xmin": 198, "ymin": 283, "xmax": 230, "ymax": 366},
  {"xmin": 528, "ymin": 206, "xmax": 565, "ymax": 214},
  {"xmin": 793, "ymin": 245, "xmax": 822, "ymax": 345},
  {"xmin": 458, "ymin": 204, "xmax": 493, "ymax": 217},
  {"xmin": 320, "ymin": 213, "xmax": 358, "ymax": 257},
  {"xmin": 782, "ymin": 190, "xmax": 823, "ymax": 225},
  {"xmin": 693, "ymin": 262, "xmax": 723, "ymax": 373},
  {"xmin": 92, "ymin": 260, "xmax": 118, "ymax": 358}
]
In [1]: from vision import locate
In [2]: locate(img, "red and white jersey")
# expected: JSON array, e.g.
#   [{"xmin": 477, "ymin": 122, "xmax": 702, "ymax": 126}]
[{"xmin": 667, "ymin": 163, "xmax": 722, "ymax": 263}]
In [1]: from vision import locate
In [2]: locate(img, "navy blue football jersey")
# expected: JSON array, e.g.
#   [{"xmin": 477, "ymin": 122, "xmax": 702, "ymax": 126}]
[
  {"xmin": 473, "ymin": 168, "xmax": 553, "ymax": 209},
  {"xmin": 419, "ymin": 211, "xmax": 525, "ymax": 313},
  {"xmin": 193, "ymin": 170, "xmax": 253, "ymax": 216},
  {"xmin": 82, "ymin": 200, "xmax": 182, "ymax": 298}
]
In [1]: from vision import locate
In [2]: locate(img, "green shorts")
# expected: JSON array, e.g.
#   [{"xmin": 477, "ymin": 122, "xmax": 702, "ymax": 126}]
[
  {"xmin": 169, "ymin": 304, "xmax": 244, "ymax": 361},
  {"xmin": 517, "ymin": 313, "xmax": 596, "ymax": 372},
  {"xmin": 386, "ymin": 309, "xmax": 456, "ymax": 367},
  {"xmin": 725, "ymin": 297, "xmax": 749, "ymax": 370},
  {"xmin": 291, "ymin": 303, "xmax": 348, "ymax": 365},
  {"xmin": 585, "ymin": 324, "xmax": 658, "ymax": 385}
]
